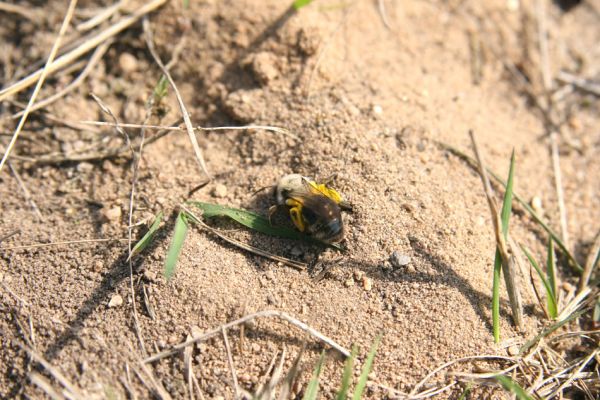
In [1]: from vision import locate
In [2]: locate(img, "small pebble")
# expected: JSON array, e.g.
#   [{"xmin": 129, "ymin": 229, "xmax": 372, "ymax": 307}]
[
  {"xmin": 344, "ymin": 278, "xmax": 355, "ymax": 287},
  {"xmin": 531, "ymin": 196, "xmax": 543, "ymax": 215},
  {"xmin": 362, "ymin": 277, "xmax": 373, "ymax": 291},
  {"xmin": 353, "ymin": 270, "xmax": 364, "ymax": 281},
  {"xmin": 108, "ymin": 294, "xmax": 123, "ymax": 308},
  {"xmin": 390, "ymin": 251, "xmax": 411, "ymax": 268},
  {"xmin": 507, "ymin": 345, "xmax": 519, "ymax": 356},
  {"xmin": 102, "ymin": 206, "xmax": 122, "ymax": 222},
  {"xmin": 212, "ymin": 184, "xmax": 228, "ymax": 198},
  {"xmin": 143, "ymin": 270, "xmax": 157, "ymax": 282},
  {"xmin": 372, "ymin": 104, "xmax": 383, "ymax": 116},
  {"xmin": 119, "ymin": 52, "xmax": 138, "ymax": 73}
]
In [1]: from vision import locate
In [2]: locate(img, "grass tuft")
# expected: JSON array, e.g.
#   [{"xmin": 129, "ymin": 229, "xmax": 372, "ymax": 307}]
[{"xmin": 336, "ymin": 346, "xmax": 357, "ymax": 400}]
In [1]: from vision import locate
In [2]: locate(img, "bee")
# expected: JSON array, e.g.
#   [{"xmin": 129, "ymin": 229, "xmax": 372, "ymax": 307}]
[{"xmin": 269, "ymin": 174, "xmax": 351, "ymax": 243}]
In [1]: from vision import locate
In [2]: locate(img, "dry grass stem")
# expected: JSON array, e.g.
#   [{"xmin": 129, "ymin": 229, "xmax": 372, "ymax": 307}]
[
  {"xmin": 7, "ymin": 160, "xmax": 43, "ymax": 221},
  {"xmin": 377, "ymin": 0, "xmax": 392, "ymax": 30},
  {"xmin": 578, "ymin": 230, "xmax": 600, "ymax": 293},
  {"xmin": 557, "ymin": 71, "xmax": 600, "ymax": 96},
  {"xmin": 183, "ymin": 334, "xmax": 195, "ymax": 400},
  {"xmin": 20, "ymin": 343, "xmax": 84, "ymax": 399},
  {"xmin": 0, "ymin": 0, "xmax": 78, "ymax": 173},
  {"xmin": 408, "ymin": 355, "xmax": 517, "ymax": 396},
  {"xmin": 0, "ymin": 238, "xmax": 128, "ymax": 251},
  {"xmin": 0, "ymin": 0, "xmax": 167, "ymax": 101},
  {"xmin": 143, "ymin": 18, "xmax": 211, "ymax": 180},
  {"xmin": 9, "ymin": 40, "xmax": 112, "ymax": 120},
  {"xmin": 29, "ymin": 371, "xmax": 66, "ymax": 400},
  {"xmin": 469, "ymin": 130, "xmax": 523, "ymax": 329},
  {"xmin": 76, "ymin": 0, "xmax": 130, "ymax": 32},
  {"xmin": 143, "ymin": 310, "xmax": 351, "ymax": 363},
  {"xmin": 134, "ymin": 362, "xmax": 173, "ymax": 400},
  {"xmin": 0, "ymin": 1, "xmax": 41, "ymax": 21},
  {"xmin": 182, "ymin": 205, "xmax": 307, "ymax": 270},
  {"xmin": 222, "ymin": 327, "xmax": 240, "ymax": 399},
  {"xmin": 80, "ymin": 120, "xmax": 297, "ymax": 139},
  {"xmin": 1, "ymin": 282, "xmax": 30, "ymax": 306}
]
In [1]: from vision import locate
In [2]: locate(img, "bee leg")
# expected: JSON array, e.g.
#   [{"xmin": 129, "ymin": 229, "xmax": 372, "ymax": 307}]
[
  {"xmin": 339, "ymin": 201, "xmax": 354, "ymax": 212},
  {"xmin": 268, "ymin": 204, "xmax": 284, "ymax": 226},
  {"xmin": 289, "ymin": 206, "xmax": 306, "ymax": 232}
]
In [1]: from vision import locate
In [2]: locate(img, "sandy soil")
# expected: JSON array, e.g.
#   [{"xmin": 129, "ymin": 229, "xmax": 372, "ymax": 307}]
[{"xmin": 1, "ymin": 0, "xmax": 599, "ymax": 398}]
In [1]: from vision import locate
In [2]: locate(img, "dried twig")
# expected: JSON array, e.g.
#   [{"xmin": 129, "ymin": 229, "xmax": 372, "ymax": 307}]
[
  {"xmin": 0, "ymin": 0, "xmax": 78, "ymax": 173},
  {"xmin": 9, "ymin": 40, "xmax": 112, "ymax": 120},
  {"xmin": 469, "ymin": 130, "xmax": 523, "ymax": 329},
  {"xmin": 536, "ymin": 0, "xmax": 570, "ymax": 254},
  {"xmin": 182, "ymin": 206, "xmax": 307, "ymax": 271},
  {"xmin": 19, "ymin": 343, "xmax": 84, "ymax": 399},
  {"xmin": 578, "ymin": 230, "xmax": 600, "ymax": 293},
  {"xmin": 76, "ymin": 0, "xmax": 130, "ymax": 32},
  {"xmin": 557, "ymin": 71, "xmax": 600, "ymax": 97},
  {"xmin": 90, "ymin": 93, "xmax": 147, "ymax": 356},
  {"xmin": 29, "ymin": 371, "xmax": 66, "ymax": 400},
  {"xmin": 0, "ymin": 1, "xmax": 41, "ymax": 21},
  {"xmin": 143, "ymin": 310, "xmax": 351, "ymax": 363},
  {"xmin": 377, "ymin": 0, "xmax": 392, "ymax": 30},
  {"xmin": 222, "ymin": 327, "xmax": 240, "ymax": 399},
  {"xmin": 143, "ymin": 18, "xmax": 211, "ymax": 180},
  {"xmin": 0, "ymin": 238, "xmax": 128, "ymax": 251},
  {"xmin": 0, "ymin": 0, "xmax": 167, "ymax": 101},
  {"xmin": 7, "ymin": 160, "xmax": 43, "ymax": 221},
  {"xmin": 80, "ymin": 120, "xmax": 298, "ymax": 140}
]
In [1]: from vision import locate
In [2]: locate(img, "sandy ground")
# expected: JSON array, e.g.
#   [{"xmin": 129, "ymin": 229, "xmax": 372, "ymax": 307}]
[{"xmin": 1, "ymin": 0, "xmax": 599, "ymax": 398}]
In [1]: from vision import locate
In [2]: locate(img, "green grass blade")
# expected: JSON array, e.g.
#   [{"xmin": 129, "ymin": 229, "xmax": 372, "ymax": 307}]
[
  {"xmin": 128, "ymin": 211, "xmax": 163, "ymax": 261},
  {"xmin": 336, "ymin": 346, "xmax": 358, "ymax": 400},
  {"xmin": 457, "ymin": 384, "xmax": 472, "ymax": 400},
  {"xmin": 522, "ymin": 246, "xmax": 557, "ymax": 318},
  {"xmin": 153, "ymin": 75, "xmax": 168, "ymax": 101},
  {"xmin": 293, "ymin": 0, "xmax": 314, "ymax": 10},
  {"xmin": 437, "ymin": 142, "xmax": 582, "ymax": 273},
  {"xmin": 546, "ymin": 238, "xmax": 557, "ymax": 301},
  {"xmin": 491, "ymin": 151, "xmax": 515, "ymax": 343},
  {"xmin": 494, "ymin": 375, "xmax": 534, "ymax": 400},
  {"xmin": 164, "ymin": 212, "xmax": 189, "ymax": 280},
  {"xmin": 188, "ymin": 201, "xmax": 342, "ymax": 250},
  {"xmin": 492, "ymin": 249, "xmax": 502, "ymax": 343},
  {"xmin": 303, "ymin": 351, "xmax": 326, "ymax": 400},
  {"xmin": 500, "ymin": 149, "xmax": 515, "ymax": 239},
  {"xmin": 352, "ymin": 335, "xmax": 381, "ymax": 400}
]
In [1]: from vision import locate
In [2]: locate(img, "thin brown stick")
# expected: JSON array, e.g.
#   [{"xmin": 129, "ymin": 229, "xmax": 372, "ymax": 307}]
[
  {"xmin": 0, "ymin": 238, "xmax": 128, "ymax": 251},
  {"xmin": 142, "ymin": 18, "xmax": 211, "ymax": 180},
  {"xmin": 183, "ymin": 334, "xmax": 194, "ymax": 400},
  {"xmin": 0, "ymin": 0, "xmax": 167, "ymax": 101},
  {"xmin": 7, "ymin": 160, "xmax": 43, "ymax": 221},
  {"xmin": 134, "ymin": 362, "xmax": 173, "ymax": 400},
  {"xmin": 536, "ymin": 0, "xmax": 570, "ymax": 254},
  {"xmin": 9, "ymin": 40, "xmax": 112, "ymax": 120},
  {"xmin": 557, "ymin": 71, "xmax": 600, "ymax": 96},
  {"xmin": 76, "ymin": 0, "xmax": 130, "ymax": 32},
  {"xmin": 19, "ymin": 343, "xmax": 84, "ymax": 399},
  {"xmin": 222, "ymin": 327, "xmax": 240, "ymax": 399},
  {"xmin": 29, "ymin": 371, "xmax": 66, "ymax": 400},
  {"xmin": 0, "ymin": 0, "xmax": 78, "ymax": 173},
  {"xmin": 0, "ymin": 1, "xmax": 41, "ymax": 21},
  {"xmin": 469, "ymin": 130, "xmax": 523, "ymax": 329},
  {"xmin": 578, "ymin": 230, "xmax": 600, "ymax": 293},
  {"xmin": 91, "ymin": 93, "xmax": 147, "ymax": 356},
  {"xmin": 143, "ymin": 310, "xmax": 351, "ymax": 363},
  {"xmin": 182, "ymin": 206, "xmax": 306, "ymax": 271},
  {"xmin": 80, "ymin": 120, "xmax": 297, "ymax": 139},
  {"xmin": 0, "ymin": 229, "xmax": 20, "ymax": 243}
]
